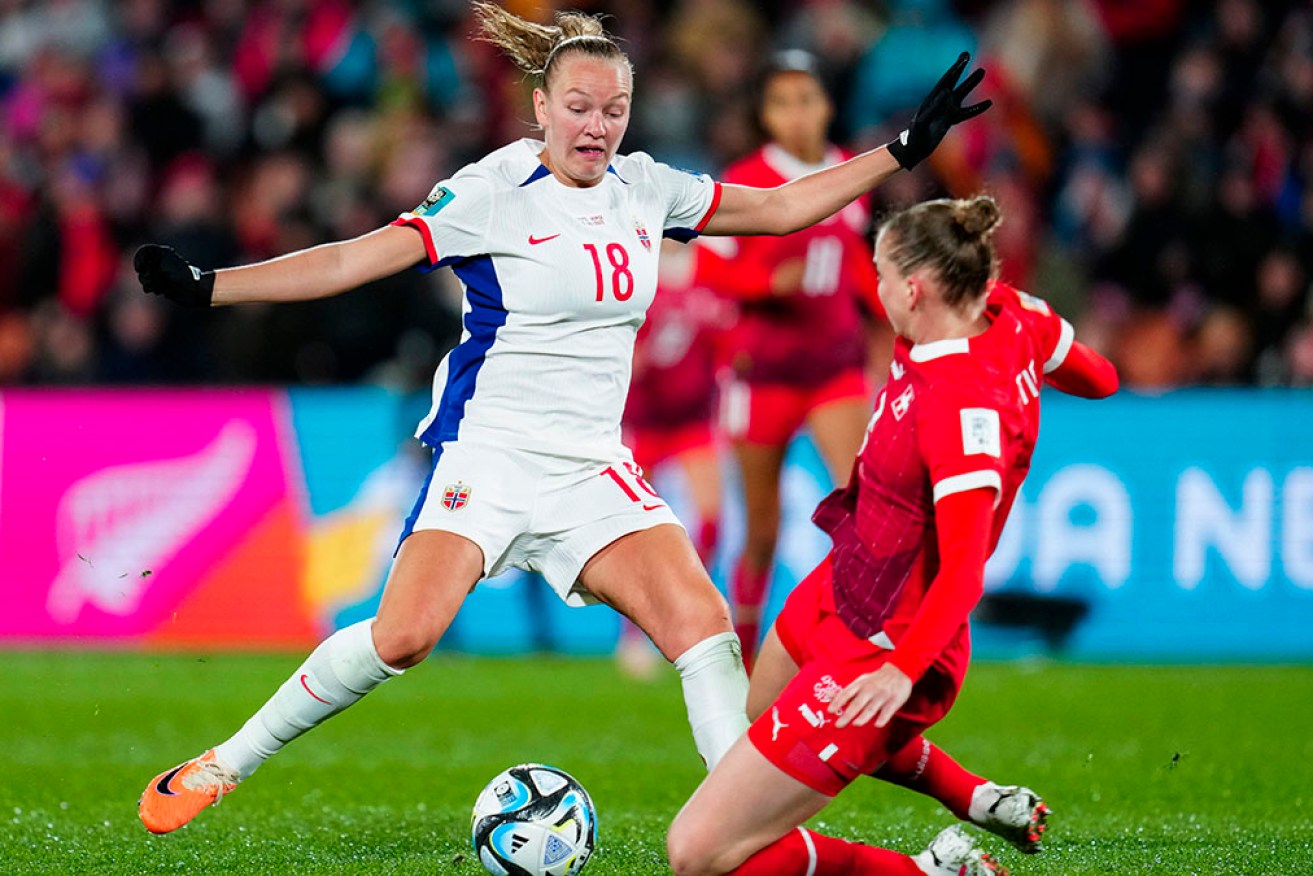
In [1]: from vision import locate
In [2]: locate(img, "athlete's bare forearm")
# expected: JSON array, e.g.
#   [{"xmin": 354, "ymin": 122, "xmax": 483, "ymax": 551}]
[
  {"xmin": 705, "ymin": 148, "xmax": 902, "ymax": 237},
  {"xmin": 212, "ymin": 225, "xmax": 426, "ymax": 306}
]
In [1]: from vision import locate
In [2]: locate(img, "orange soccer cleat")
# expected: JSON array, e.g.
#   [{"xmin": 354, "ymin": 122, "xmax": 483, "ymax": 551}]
[{"xmin": 138, "ymin": 749, "xmax": 239, "ymax": 834}]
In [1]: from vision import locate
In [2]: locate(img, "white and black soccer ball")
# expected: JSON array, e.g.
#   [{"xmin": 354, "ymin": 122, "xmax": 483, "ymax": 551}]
[{"xmin": 471, "ymin": 763, "xmax": 597, "ymax": 876}]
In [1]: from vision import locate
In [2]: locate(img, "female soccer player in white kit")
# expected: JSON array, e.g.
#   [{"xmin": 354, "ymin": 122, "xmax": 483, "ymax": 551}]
[{"xmin": 133, "ymin": 3, "xmax": 990, "ymax": 834}]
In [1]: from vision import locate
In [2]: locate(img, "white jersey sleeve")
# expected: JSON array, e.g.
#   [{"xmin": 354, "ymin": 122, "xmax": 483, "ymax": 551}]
[
  {"xmin": 627, "ymin": 154, "xmax": 722, "ymax": 242},
  {"xmin": 391, "ymin": 169, "xmax": 494, "ymax": 266}
]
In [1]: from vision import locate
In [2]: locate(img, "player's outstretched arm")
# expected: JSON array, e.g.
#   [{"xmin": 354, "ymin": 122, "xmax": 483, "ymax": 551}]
[
  {"xmin": 703, "ymin": 52, "xmax": 991, "ymax": 238},
  {"xmin": 135, "ymin": 224, "xmax": 427, "ymax": 308},
  {"xmin": 1046, "ymin": 340, "xmax": 1119, "ymax": 399}
]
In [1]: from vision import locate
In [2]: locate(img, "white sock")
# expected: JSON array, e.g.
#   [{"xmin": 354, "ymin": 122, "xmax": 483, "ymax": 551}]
[
  {"xmin": 967, "ymin": 780, "xmax": 1001, "ymax": 823},
  {"xmin": 212, "ymin": 619, "xmax": 402, "ymax": 780},
  {"xmin": 673, "ymin": 631, "xmax": 749, "ymax": 770}
]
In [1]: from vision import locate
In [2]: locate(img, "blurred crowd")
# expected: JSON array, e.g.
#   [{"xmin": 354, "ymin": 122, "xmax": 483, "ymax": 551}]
[{"xmin": 0, "ymin": 0, "xmax": 1311, "ymax": 388}]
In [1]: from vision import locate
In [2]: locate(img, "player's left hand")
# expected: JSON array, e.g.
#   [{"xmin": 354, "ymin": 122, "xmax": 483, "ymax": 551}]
[
  {"xmin": 887, "ymin": 52, "xmax": 992, "ymax": 171},
  {"xmin": 829, "ymin": 663, "xmax": 913, "ymax": 728}
]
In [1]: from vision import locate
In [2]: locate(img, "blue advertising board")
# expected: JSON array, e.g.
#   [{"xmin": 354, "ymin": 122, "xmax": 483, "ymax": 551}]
[{"xmin": 978, "ymin": 390, "xmax": 1313, "ymax": 660}]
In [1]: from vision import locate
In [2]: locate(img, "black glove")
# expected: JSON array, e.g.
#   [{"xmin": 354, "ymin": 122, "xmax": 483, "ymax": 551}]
[
  {"xmin": 886, "ymin": 52, "xmax": 992, "ymax": 171},
  {"xmin": 133, "ymin": 244, "xmax": 215, "ymax": 308}
]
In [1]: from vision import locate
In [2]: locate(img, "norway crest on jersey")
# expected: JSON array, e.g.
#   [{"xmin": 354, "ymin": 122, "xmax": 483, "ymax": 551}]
[
  {"xmin": 441, "ymin": 483, "xmax": 471, "ymax": 511},
  {"xmin": 632, "ymin": 216, "xmax": 652, "ymax": 252}
]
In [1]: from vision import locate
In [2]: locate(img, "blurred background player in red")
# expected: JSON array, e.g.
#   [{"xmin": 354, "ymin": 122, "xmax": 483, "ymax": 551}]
[
  {"xmin": 697, "ymin": 50, "xmax": 887, "ymax": 670},
  {"xmin": 668, "ymin": 194, "xmax": 1119, "ymax": 876},
  {"xmin": 617, "ymin": 238, "xmax": 731, "ymax": 678}
]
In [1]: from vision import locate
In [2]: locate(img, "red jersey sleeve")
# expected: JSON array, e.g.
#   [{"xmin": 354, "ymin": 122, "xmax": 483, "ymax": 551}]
[
  {"xmin": 915, "ymin": 379, "xmax": 1008, "ymax": 505},
  {"xmin": 990, "ymin": 282, "xmax": 1118, "ymax": 398},
  {"xmin": 990, "ymin": 282, "xmax": 1074, "ymax": 376},
  {"xmin": 1046, "ymin": 340, "xmax": 1120, "ymax": 398},
  {"xmin": 885, "ymin": 487, "xmax": 993, "ymax": 681},
  {"xmin": 877, "ymin": 376, "xmax": 1011, "ymax": 680}
]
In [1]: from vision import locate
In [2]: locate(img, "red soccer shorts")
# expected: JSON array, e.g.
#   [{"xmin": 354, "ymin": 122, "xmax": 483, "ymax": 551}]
[
  {"xmin": 626, "ymin": 420, "xmax": 717, "ymax": 473},
  {"xmin": 719, "ymin": 367, "xmax": 872, "ymax": 446},
  {"xmin": 748, "ymin": 557, "xmax": 960, "ymax": 796}
]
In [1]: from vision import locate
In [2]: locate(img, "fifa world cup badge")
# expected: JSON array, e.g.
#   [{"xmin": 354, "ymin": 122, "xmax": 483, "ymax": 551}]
[
  {"xmin": 415, "ymin": 185, "xmax": 455, "ymax": 217},
  {"xmin": 442, "ymin": 483, "xmax": 471, "ymax": 511}
]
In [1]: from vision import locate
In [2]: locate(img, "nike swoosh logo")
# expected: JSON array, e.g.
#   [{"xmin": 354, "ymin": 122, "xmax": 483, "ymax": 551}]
[
  {"xmin": 642, "ymin": 503, "xmax": 664, "ymax": 511},
  {"xmin": 300, "ymin": 673, "xmax": 331, "ymax": 705},
  {"xmin": 155, "ymin": 765, "xmax": 185, "ymax": 797},
  {"xmin": 528, "ymin": 234, "xmax": 561, "ymax": 245}
]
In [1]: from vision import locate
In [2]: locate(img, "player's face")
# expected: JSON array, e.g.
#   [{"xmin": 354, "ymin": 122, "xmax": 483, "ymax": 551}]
[
  {"xmin": 875, "ymin": 231, "xmax": 914, "ymax": 338},
  {"xmin": 534, "ymin": 54, "xmax": 632, "ymax": 188},
  {"xmin": 759, "ymin": 71, "xmax": 831, "ymax": 161}
]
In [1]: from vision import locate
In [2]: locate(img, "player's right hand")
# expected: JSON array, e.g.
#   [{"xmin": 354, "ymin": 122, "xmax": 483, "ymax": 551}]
[
  {"xmin": 133, "ymin": 244, "xmax": 215, "ymax": 308},
  {"xmin": 829, "ymin": 662, "xmax": 913, "ymax": 728}
]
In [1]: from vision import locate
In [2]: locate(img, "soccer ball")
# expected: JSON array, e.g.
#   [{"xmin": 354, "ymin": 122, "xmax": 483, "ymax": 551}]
[{"xmin": 471, "ymin": 763, "xmax": 597, "ymax": 876}]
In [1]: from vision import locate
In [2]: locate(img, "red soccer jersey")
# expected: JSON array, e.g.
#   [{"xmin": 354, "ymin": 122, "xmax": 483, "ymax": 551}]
[
  {"xmin": 697, "ymin": 144, "xmax": 882, "ymax": 386},
  {"xmin": 623, "ymin": 253, "xmax": 731, "ymax": 430},
  {"xmin": 811, "ymin": 282, "xmax": 1074, "ymax": 684}
]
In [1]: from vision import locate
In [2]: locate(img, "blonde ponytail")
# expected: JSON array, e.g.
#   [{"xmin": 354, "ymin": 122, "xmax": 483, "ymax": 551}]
[{"xmin": 473, "ymin": 2, "xmax": 629, "ymax": 86}]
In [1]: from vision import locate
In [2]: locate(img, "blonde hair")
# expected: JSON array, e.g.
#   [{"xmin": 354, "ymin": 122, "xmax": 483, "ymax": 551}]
[
  {"xmin": 473, "ymin": 2, "xmax": 631, "ymax": 88},
  {"xmin": 878, "ymin": 196, "xmax": 1003, "ymax": 309}
]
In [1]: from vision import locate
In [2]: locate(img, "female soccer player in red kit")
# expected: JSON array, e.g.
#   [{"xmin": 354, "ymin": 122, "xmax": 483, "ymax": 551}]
[
  {"xmin": 667, "ymin": 195, "xmax": 1119, "ymax": 876},
  {"xmin": 697, "ymin": 51, "xmax": 886, "ymax": 669}
]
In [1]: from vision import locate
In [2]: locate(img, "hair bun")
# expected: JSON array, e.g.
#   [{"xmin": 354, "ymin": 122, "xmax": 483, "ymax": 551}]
[{"xmin": 955, "ymin": 196, "xmax": 1001, "ymax": 238}]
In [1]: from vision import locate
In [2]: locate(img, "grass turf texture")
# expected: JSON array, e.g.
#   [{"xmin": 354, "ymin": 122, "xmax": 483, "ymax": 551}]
[{"xmin": 1, "ymin": 653, "xmax": 1310, "ymax": 875}]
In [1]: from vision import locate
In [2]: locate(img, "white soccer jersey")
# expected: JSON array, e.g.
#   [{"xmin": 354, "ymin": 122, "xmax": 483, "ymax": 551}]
[{"xmin": 393, "ymin": 138, "xmax": 722, "ymax": 459}]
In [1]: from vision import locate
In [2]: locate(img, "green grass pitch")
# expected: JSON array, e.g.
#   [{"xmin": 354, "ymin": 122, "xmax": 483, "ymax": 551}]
[{"xmin": 2, "ymin": 651, "xmax": 1310, "ymax": 875}]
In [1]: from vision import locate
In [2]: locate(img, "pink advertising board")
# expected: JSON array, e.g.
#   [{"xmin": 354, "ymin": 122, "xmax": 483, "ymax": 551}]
[{"xmin": 0, "ymin": 389, "xmax": 314, "ymax": 646}]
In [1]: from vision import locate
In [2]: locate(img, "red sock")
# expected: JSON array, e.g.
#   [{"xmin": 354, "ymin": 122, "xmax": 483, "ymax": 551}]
[
  {"xmin": 875, "ymin": 735, "xmax": 983, "ymax": 821},
  {"xmin": 694, "ymin": 518, "xmax": 720, "ymax": 568},
  {"xmin": 730, "ymin": 561, "xmax": 769, "ymax": 670},
  {"xmin": 731, "ymin": 827, "xmax": 922, "ymax": 875}
]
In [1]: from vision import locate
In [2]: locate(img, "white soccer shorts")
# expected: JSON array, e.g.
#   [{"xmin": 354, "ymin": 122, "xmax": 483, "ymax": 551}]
[{"xmin": 401, "ymin": 441, "xmax": 684, "ymax": 605}]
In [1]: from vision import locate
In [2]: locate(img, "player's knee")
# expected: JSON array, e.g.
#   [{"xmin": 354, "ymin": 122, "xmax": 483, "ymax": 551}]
[
  {"xmin": 691, "ymin": 587, "xmax": 732, "ymax": 630},
  {"xmin": 370, "ymin": 622, "xmax": 439, "ymax": 669},
  {"xmin": 650, "ymin": 590, "xmax": 732, "ymax": 661},
  {"xmin": 667, "ymin": 820, "xmax": 723, "ymax": 876}
]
